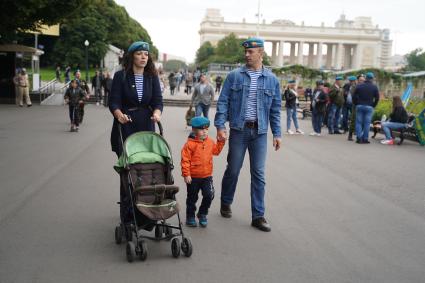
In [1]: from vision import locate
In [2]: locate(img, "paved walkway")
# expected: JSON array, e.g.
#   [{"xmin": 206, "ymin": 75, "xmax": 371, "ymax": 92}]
[{"xmin": 0, "ymin": 104, "xmax": 424, "ymax": 283}]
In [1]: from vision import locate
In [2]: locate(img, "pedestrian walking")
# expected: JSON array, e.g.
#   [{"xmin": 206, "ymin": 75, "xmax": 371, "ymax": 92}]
[
  {"xmin": 64, "ymin": 79, "xmax": 85, "ymax": 132},
  {"xmin": 214, "ymin": 37, "xmax": 282, "ymax": 232},
  {"xmin": 191, "ymin": 73, "xmax": 214, "ymax": 118},
  {"xmin": 181, "ymin": 116, "xmax": 225, "ymax": 227},
  {"xmin": 108, "ymin": 40, "xmax": 163, "ymax": 227}
]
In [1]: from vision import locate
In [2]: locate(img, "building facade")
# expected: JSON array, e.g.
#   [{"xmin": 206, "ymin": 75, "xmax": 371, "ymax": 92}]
[{"xmin": 199, "ymin": 9, "xmax": 392, "ymax": 70}]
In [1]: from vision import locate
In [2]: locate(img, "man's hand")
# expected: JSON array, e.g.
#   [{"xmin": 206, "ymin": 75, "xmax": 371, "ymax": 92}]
[
  {"xmin": 117, "ymin": 113, "xmax": 132, "ymax": 124},
  {"xmin": 217, "ymin": 129, "xmax": 227, "ymax": 141},
  {"xmin": 184, "ymin": 176, "xmax": 192, "ymax": 184},
  {"xmin": 273, "ymin": 137, "xmax": 282, "ymax": 151}
]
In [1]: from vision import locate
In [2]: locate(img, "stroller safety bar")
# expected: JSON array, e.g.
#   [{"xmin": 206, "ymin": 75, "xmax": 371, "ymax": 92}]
[{"xmin": 133, "ymin": 185, "xmax": 179, "ymax": 195}]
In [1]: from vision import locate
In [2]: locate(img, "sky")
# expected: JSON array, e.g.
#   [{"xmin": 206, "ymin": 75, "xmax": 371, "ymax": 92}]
[{"xmin": 115, "ymin": 0, "xmax": 425, "ymax": 63}]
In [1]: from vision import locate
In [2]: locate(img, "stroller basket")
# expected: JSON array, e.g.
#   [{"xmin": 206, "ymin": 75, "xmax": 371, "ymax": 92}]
[{"xmin": 134, "ymin": 184, "xmax": 180, "ymax": 221}]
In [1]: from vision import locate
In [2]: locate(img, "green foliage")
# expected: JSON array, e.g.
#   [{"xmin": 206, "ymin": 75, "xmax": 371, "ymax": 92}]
[
  {"xmin": 372, "ymin": 98, "xmax": 425, "ymax": 121},
  {"xmin": 163, "ymin": 60, "xmax": 187, "ymax": 72},
  {"xmin": 195, "ymin": 33, "xmax": 270, "ymax": 69},
  {"xmin": 372, "ymin": 99, "xmax": 393, "ymax": 121},
  {"xmin": 0, "ymin": 0, "xmax": 89, "ymax": 41},
  {"xmin": 405, "ymin": 48, "xmax": 425, "ymax": 71},
  {"xmin": 8, "ymin": 0, "xmax": 157, "ymax": 68},
  {"xmin": 273, "ymin": 65, "xmax": 327, "ymax": 80}
]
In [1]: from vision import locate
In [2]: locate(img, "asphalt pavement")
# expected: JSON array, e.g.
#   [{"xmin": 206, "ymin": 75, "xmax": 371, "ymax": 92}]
[{"xmin": 0, "ymin": 104, "xmax": 424, "ymax": 283}]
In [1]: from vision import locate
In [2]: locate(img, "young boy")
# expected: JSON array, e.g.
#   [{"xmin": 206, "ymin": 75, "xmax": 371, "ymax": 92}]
[
  {"xmin": 64, "ymin": 80, "xmax": 85, "ymax": 132},
  {"xmin": 181, "ymin": 116, "xmax": 225, "ymax": 227}
]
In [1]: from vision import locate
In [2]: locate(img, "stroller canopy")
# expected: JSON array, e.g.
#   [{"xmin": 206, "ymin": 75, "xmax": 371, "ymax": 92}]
[{"xmin": 115, "ymin": 131, "xmax": 173, "ymax": 172}]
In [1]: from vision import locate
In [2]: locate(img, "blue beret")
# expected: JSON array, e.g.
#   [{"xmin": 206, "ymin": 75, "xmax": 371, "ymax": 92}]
[
  {"xmin": 335, "ymin": 76, "xmax": 344, "ymax": 81},
  {"xmin": 242, "ymin": 37, "xmax": 264, "ymax": 48},
  {"xmin": 191, "ymin": 116, "xmax": 210, "ymax": 129},
  {"xmin": 348, "ymin": 76, "xmax": 357, "ymax": 81},
  {"xmin": 366, "ymin": 72, "xmax": 374, "ymax": 79},
  {"xmin": 128, "ymin": 41, "xmax": 150, "ymax": 53},
  {"xmin": 316, "ymin": 80, "xmax": 324, "ymax": 85},
  {"xmin": 288, "ymin": 79, "xmax": 296, "ymax": 84}
]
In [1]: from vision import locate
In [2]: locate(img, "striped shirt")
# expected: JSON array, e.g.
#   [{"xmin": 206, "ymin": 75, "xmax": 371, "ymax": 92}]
[
  {"xmin": 245, "ymin": 69, "xmax": 262, "ymax": 121},
  {"xmin": 134, "ymin": 74, "xmax": 144, "ymax": 102}
]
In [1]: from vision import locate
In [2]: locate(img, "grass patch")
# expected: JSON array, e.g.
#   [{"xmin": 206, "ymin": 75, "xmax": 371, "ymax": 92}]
[{"xmin": 39, "ymin": 68, "xmax": 98, "ymax": 82}]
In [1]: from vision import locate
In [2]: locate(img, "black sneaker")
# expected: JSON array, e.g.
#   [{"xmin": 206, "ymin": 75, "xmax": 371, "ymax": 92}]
[
  {"xmin": 220, "ymin": 203, "xmax": 232, "ymax": 218},
  {"xmin": 251, "ymin": 217, "xmax": 271, "ymax": 232}
]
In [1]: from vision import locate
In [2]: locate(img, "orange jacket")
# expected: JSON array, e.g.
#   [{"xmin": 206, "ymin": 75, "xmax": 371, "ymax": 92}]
[{"xmin": 181, "ymin": 134, "xmax": 225, "ymax": 178}]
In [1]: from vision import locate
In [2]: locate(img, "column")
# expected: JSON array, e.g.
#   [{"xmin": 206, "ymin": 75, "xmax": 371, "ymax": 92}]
[
  {"xmin": 353, "ymin": 44, "xmax": 363, "ymax": 69},
  {"xmin": 344, "ymin": 45, "xmax": 352, "ymax": 69},
  {"xmin": 290, "ymin": 42, "xmax": 296, "ymax": 64},
  {"xmin": 297, "ymin": 41, "xmax": 304, "ymax": 65},
  {"xmin": 308, "ymin": 43, "xmax": 315, "ymax": 67},
  {"xmin": 271, "ymin": 41, "xmax": 277, "ymax": 66},
  {"xmin": 277, "ymin": 40, "xmax": 284, "ymax": 66},
  {"xmin": 335, "ymin": 43, "xmax": 343, "ymax": 70},
  {"xmin": 326, "ymin": 43, "xmax": 333, "ymax": 68},
  {"xmin": 316, "ymin": 42, "xmax": 323, "ymax": 69}
]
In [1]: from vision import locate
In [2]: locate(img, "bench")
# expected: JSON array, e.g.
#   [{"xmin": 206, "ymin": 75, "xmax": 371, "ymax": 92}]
[{"xmin": 371, "ymin": 116, "xmax": 418, "ymax": 145}]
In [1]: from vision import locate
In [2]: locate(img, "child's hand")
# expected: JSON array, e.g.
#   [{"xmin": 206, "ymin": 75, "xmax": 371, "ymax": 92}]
[{"xmin": 184, "ymin": 176, "xmax": 192, "ymax": 184}]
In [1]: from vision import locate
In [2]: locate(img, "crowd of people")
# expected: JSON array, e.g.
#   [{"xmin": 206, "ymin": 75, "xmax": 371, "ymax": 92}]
[{"xmin": 281, "ymin": 72, "xmax": 409, "ymax": 145}]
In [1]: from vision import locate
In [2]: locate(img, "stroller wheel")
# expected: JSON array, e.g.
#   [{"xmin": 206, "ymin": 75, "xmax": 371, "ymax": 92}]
[
  {"xmin": 181, "ymin": 237, "xmax": 193, "ymax": 257},
  {"xmin": 138, "ymin": 240, "xmax": 148, "ymax": 261},
  {"xmin": 155, "ymin": 225, "xmax": 163, "ymax": 239},
  {"xmin": 126, "ymin": 242, "xmax": 136, "ymax": 263},
  {"xmin": 114, "ymin": 225, "xmax": 123, "ymax": 244},
  {"xmin": 164, "ymin": 225, "xmax": 172, "ymax": 239},
  {"xmin": 171, "ymin": 238, "xmax": 181, "ymax": 258}
]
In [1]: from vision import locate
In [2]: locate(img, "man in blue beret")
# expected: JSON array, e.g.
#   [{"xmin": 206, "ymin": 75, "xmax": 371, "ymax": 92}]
[
  {"xmin": 327, "ymin": 76, "xmax": 345, "ymax": 134},
  {"xmin": 214, "ymin": 37, "xmax": 282, "ymax": 232},
  {"xmin": 352, "ymin": 72, "xmax": 380, "ymax": 143}
]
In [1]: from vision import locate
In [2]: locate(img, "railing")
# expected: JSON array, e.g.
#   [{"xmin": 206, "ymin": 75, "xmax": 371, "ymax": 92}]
[{"xmin": 38, "ymin": 79, "xmax": 57, "ymax": 103}]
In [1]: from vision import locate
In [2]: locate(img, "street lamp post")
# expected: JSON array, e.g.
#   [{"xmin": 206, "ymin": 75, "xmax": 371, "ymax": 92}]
[{"xmin": 84, "ymin": 40, "xmax": 89, "ymax": 82}]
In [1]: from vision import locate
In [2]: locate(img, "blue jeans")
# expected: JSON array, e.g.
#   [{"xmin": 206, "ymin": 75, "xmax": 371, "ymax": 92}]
[
  {"xmin": 381, "ymin": 121, "xmax": 407, "ymax": 140},
  {"xmin": 195, "ymin": 103, "xmax": 210, "ymax": 118},
  {"xmin": 342, "ymin": 104, "xmax": 352, "ymax": 131},
  {"xmin": 186, "ymin": 177, "xmax": 214, "ymax": 217},
  {"xmin": 327, "ymin": 104, "xmax": 341, "ymax": 133},
  {"xmin": 355, "ymin": 105, "xmax": 374, "ymax": 141},
  {"xmin": 221, "ymin": 127, "xmax": 267, "ymax": 219},
  {"xmin": 286, "ymin": 106, "xmax": 299, "ymax": 131},
  {"xmin": 312, "ymin": 108, "xmax": 324, "ymax": 133}
]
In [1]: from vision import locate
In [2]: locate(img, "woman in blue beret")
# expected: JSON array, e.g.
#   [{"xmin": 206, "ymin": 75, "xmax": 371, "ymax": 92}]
[
  {"xmin": 108, "ymin": 41, "xmax": 163, "ymax": 227},
  {"xmin": 108, "ymin": 41, "xmax": 163, "ymax": 156}
]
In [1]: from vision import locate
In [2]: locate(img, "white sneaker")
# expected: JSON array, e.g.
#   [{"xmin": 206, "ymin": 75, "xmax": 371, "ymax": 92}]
[
  {"xmin": 380, "ymin": 139, "xmax": 394, "ymax": 145},
  {"xmin": 296, "ymin": 129, "xmax": 304, "ymax": 135},
  {"xmin": 316, "ymin": 133, "xmax": 321, "ymax": 136},
  {"xmin": 309, "ymin": 132, "xmax": 316, "ymax": 136},
  {"xmin": 287, "ymin": 130, "xmax": 294, "ymax": 135}
]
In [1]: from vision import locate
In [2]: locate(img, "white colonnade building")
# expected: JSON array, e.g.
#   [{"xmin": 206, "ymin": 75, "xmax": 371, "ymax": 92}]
[{"xmin": 199, "ymin": 9, "xmax": 392, "ymax": 70}]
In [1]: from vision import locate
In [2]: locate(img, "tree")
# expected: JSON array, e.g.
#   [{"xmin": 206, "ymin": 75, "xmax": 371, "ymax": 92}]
[
  {"xmin": 405, "ymin": 48, "xmax": 425, "ymax": 71},
  {"xmin": 163, "ymin": 60, "xmax": 187, "ymax": 72},
  {"xmin": 195, "ymin": 42, "xmax": 215, "ymax": 65},
  {"xmin": 40, "ymin": 0, "xmax": 157, "ymax": 67},
  {"xmin": 0, "ymin": 0, "xmax": 88, "ymax": 42},
  {"xmin": 195, "ymin": 33, "xmax": 271, "ymax": 69}
]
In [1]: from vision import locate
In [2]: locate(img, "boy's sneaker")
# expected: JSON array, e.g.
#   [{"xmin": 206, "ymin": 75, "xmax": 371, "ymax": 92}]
[
  {"xmin": 296, "ymin": 129, "xmax": 304, "ymax": 135},
  {"xmin": 287, "ymin": 130, "xmax": 294, "ymax": 135},
  {"xmin": 185, "ymin": 217, "xmax": 197, "ymax": 227},
  {"xmin": 197, "ymin": 214, "xmax": 208, "ymax": 228},
  {"xmin": 381, "ymin": 139, "xmax": 394, "ymax": 145}
]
